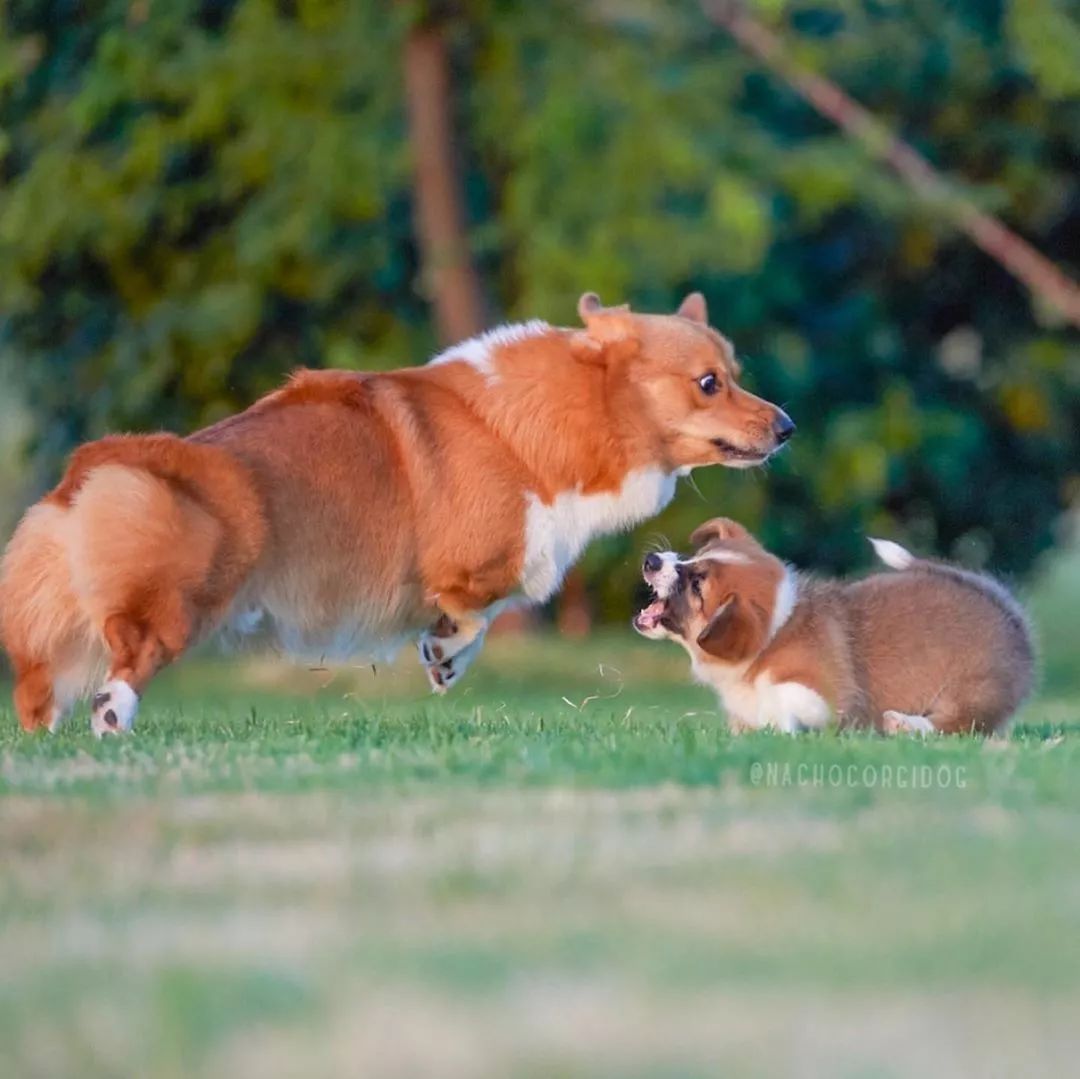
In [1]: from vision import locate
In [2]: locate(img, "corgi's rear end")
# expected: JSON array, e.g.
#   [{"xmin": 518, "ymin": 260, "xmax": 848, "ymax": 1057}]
[
  {"xmin": 0, "ymin": 434, "xmax": 265, "ymax": 734},
  {"xmin": 849, "ymin": 541, "xmax": 1035, "ymax": 735},
  {"xmin": 1, "ymin": 500, "xmax": 105, "ymax": 732}
]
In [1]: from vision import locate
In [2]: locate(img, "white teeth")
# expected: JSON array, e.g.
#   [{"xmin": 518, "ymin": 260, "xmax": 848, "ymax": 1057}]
[
  {"xmin": 636, "ymin": 600, "xmax": 666, "ymax": 628},
  {"xmin": 634, "ymin": 598, "xmax": 670, "ymax": 638}
]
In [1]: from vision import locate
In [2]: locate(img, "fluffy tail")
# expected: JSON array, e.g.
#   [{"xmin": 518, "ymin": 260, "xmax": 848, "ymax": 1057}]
[
  {"xmin": 868, "ymin": 537, "xmax": 916, "ymax": 570},
  {"xmin": 867, "ymin": 535, "xmax": 1035, "ymax": 699}
]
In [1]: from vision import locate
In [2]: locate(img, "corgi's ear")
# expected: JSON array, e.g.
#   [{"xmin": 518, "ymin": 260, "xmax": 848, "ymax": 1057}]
[
  {"xmin": 577, "ymin": 292, "xmax": 634, "ymax": 336},
  {"xmin": 689, "ymin": 517, "xmax": 752, "ymax": 548},
  {"xmin": 578, "ymin": 292, "xmax": 605, "ymax": 320},
  {"xmin": 676, "ymin": 291, "xmax": 708, "ymax": 324},
  {"xmin": 696, "ymin": 594, "xmax": 768, "ymax": 663},
  {"xmin": 574, "ymin": 292, "xmax": 640, "ymax": 362},
  {"xmin": 569, "ymin": 331, "xmax": 640, "ymax": 365}
]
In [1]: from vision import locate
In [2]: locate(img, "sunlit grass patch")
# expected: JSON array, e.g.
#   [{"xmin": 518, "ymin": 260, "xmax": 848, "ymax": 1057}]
[{"xmin": 1, "ymin": 633, "xmax": 1078, "ymax": 1077}]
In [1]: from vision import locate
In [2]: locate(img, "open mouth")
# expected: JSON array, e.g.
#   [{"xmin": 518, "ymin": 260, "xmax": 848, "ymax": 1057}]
[
  {"xmin": 634, "ymin": 598, "xmax": 667, "ymax": 632},
  {"xmin": 712, "ymin": 437, "xmax": 769, "ymax": 464}
]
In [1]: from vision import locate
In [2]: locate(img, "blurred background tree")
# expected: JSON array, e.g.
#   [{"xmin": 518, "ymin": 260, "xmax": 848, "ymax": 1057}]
[{"xmin": 1, "ymin": 0, "xmax": 1077, "ymax": 626}]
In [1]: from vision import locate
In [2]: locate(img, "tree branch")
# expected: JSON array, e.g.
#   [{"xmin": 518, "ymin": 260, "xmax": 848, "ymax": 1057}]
[{"xmin": 704, "ymin": 0, "xmax": 1080, "ymax": 329}]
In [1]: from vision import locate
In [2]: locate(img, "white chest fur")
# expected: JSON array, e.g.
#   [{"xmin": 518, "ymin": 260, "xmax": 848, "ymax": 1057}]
[
  {"xmin": 692, "ymin": 659, "xmax": 831, "ymax": 734},
  {"xmin": 520, "ymin": 467, "xmax": 677, "ymax": 602}
]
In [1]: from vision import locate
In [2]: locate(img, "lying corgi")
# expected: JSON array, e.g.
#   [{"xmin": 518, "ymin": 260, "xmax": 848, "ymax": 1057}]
[
  {"xmin": 1, "ymin": 294, "xmax": 794, "ymax": 735},
  {"xmin": 634, "ymin": 517, "xmax": 1034, "ymax": 735}
]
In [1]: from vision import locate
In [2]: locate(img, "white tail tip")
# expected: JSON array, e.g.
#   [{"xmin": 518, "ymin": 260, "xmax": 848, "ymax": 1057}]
[{"xmin": 869, "ymin": 537, "xmax": 915, "ymax": 570}]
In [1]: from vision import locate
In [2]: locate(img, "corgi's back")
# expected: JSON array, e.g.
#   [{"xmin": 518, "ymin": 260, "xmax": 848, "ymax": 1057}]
[{"xmin": 845, "ymin": 544, "xmax": 1035, "ymax": 734}]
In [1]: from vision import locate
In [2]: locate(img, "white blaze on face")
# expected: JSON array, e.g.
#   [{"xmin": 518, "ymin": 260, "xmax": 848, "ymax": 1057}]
[
  {"xmin": 647, "ymin": 551, "xmax": 681, "ymax": 600},
  {"xmin": 683, "ymin": 550, "xmax": 750, "ymax": 568},
  {"xmin": 768, "ymin": 566, "xmax": 798, "ymax": 642}
]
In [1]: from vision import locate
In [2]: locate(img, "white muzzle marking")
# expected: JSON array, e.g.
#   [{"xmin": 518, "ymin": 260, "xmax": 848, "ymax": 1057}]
[{"xmin": 645, "ymin": 551, "xmax": 681, "ymax": 599}]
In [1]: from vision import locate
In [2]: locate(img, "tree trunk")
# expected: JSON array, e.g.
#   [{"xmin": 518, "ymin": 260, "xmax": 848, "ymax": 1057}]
[
  {"xmin": 403, "ymin": 17, "xmax": 537, "ymax": 636},
  {"xmin": 556, "ymin": 567, "xmax": 593, "ymax": 638},
  {"xmin": 402, "ymin": 21, "xmax": 487, "ymax": 345}
]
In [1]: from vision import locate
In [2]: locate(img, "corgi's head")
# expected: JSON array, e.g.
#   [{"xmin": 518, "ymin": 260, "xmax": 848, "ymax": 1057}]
[
  {"xmin": 574, "ymin": 293, "xmax": 794, "ymax": 470},
  {"xmin": 633, "ymin": 517, "xmax": 795, "ymax": 664}
]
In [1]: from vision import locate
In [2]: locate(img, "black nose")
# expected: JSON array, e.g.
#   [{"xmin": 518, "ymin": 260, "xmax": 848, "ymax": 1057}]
[
  {"xmin": 772, "ymin": 411, "xmax": 796, "ymax": 444},
  {"xmin": 643, "ymin": 553, "xmax": 663, "ymax": 574}
]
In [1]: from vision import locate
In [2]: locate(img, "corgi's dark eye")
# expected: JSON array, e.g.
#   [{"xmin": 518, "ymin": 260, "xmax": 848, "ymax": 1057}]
[
  {"xmin": 690, "ymin": 575, "xmax": 703, "ymax": 596},
  {"xmin": 697, "ymin": 373, "xmax": 720, "ymax": 396}
]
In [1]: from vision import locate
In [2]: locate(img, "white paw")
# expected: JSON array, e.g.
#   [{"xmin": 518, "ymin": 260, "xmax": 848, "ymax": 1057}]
[
  {"xmin": 417, "ymin": 616, "xmax": 482, "ymax": 666},
  {"xmin": 91, "ymin": 680, "xmax": 139, "ymax": 738},
  {"xmin": 422, "ymin": 635, "xmax": 484, "ymax": 694},
  {"xmin": 882, "ymin": 709, "xmax": 935, "ymax": 736}
]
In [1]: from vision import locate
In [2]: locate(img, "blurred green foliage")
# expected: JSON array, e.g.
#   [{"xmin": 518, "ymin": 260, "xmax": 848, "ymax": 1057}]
[{"xmin": 1, "ymin": 0, "xmax": 1078, "ymax": 621}]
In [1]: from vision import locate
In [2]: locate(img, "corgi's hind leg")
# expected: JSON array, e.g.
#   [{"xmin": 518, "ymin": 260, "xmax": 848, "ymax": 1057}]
[
  {"xmin": 11, "ymin": 659, "xmax": 56, "ymax": 733},
  {"xmin": 881, "ymin": 710, "xmax": 936, "ymax": 737},
  {"xmin": 13, "ymin": 653, "xmax": 102, "ymax": 733},
  {"xmin": 90, "ymin": 603, "xmax": 191, "ymax": 737},
  {"xmin": 70, "ymin": 464, "xmax": 229, "ymax": 736},
  {"xmin": 2, "ymin": 501, "xmax": 99, "ymax": 732},
  {"xmin": 883, "ymin": 678, "xmax": 1011, "ymax": 738}
]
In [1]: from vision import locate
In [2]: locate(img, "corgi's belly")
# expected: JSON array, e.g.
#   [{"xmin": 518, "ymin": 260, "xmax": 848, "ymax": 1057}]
[
  {"xmin": 223, "ymin": 567, "xmax": 423, "ymax": 663},
  {"xmin": 223, "ymin": 602, "xmax": 414, "ymax": 662},
  {"xmin": 520, "ymin": 467, "xmax": 677, "ymax": 602}
]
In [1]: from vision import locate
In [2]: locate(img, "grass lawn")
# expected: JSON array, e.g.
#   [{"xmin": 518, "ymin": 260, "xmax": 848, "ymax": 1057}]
[{"xmin": 3, "ymin": 552, "xmax": 1080, "ymax": 1077}]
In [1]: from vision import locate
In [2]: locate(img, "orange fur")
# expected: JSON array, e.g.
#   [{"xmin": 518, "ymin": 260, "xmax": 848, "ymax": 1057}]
[{"xmin": 1, "ymin": 293, "xmax": 793, "ymax": 732}]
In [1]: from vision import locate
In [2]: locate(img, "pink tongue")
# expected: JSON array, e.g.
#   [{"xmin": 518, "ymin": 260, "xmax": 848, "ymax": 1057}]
[{"xmin": 637, "ymin": 600, "xmax": 665, "ymax": 628}]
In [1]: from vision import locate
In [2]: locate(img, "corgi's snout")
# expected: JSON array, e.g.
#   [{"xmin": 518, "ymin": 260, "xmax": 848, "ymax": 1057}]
[
  {"xmin": 635, "ymin": 549, "xmax": 680, "ymax": 638},
  {"xmin": 641, "ymin": 550, "xmax": 681, "ymax": 601},
  {"xmin": 772, "ymin": 410, "xmax": 796, "ymax": 444}
]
